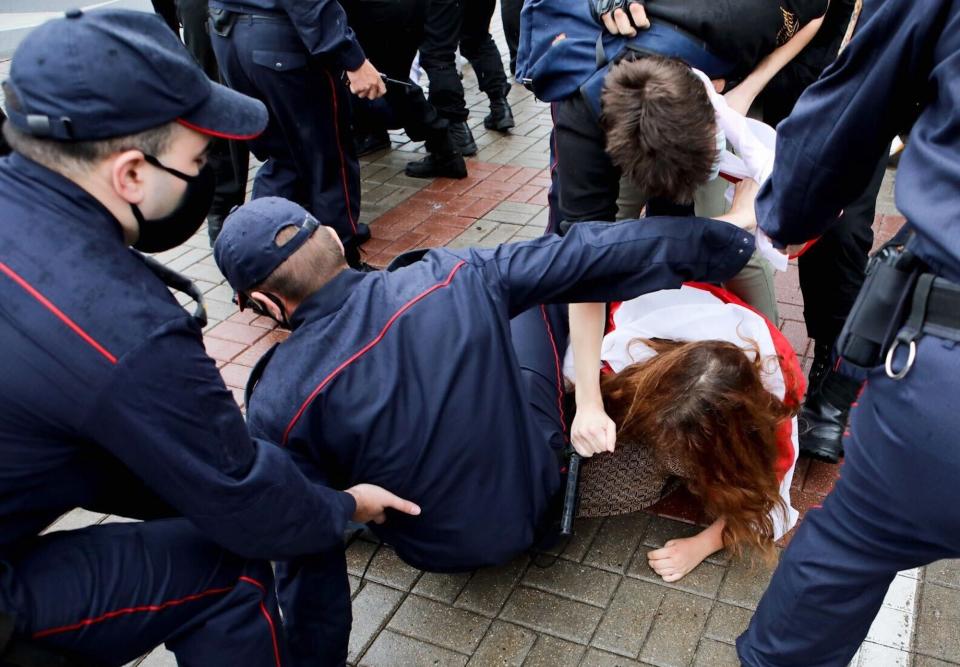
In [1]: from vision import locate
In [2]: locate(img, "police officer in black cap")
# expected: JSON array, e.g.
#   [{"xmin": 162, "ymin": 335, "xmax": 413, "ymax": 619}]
[
  {"xmin": 0, "ymin": 10, "xmax": 417, "ymax": 665},
  {"xmin": 206, "ymin": 0, "xmax": 386, "ymax": 268}
]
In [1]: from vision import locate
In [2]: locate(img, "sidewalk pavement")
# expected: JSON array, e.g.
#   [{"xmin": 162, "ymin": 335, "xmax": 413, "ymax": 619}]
[{"xmin": 2, "ymin": 8, "xmax": 958, "ymax": 666}]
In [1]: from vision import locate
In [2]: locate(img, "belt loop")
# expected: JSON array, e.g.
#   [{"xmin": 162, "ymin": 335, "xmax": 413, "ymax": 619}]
[{"xmin": 886, "ymin": 272, "xmax": 935, "ymax": 380}]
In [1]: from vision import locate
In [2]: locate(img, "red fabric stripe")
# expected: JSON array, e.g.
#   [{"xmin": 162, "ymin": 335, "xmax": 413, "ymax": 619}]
[
  {"xmin": 176, "ymin": 117, "xmax": 262, "ymax": 141},
  {"xmin": 257, "ymin": 601, "xmax": 283, "ymax": 667},
  {"xmin": 31, "ymin": 585, "xmax": 234, "ymax": 639},
  {"xmin": 684, "ymin": 282, "xmax": 805, "ymax": 480},
  {"xmin": 0, "ymin": 261, "xmax": 117, "ymax": 364},
  {"xmin": 788, "ymin": 238, "xmax": 820, "ymax": 259},
  {"xmin": 539, "ymin": 305, "xmax": 567, "ymax": 436},
  {"xmin": 324, "ymin": 71, "xmax": 358, "ymax": 235},
  {"xmin": 282, "ymin": 261, "xmax": 467, "ymax": 445}
]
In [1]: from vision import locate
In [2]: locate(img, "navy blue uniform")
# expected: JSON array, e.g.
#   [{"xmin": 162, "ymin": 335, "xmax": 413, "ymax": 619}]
[
  {"xmin": 244, "ymin": 215, "xmax": 754, "ymax": 657},
  {"xmin": 737, "ymin": 1, "xmax": 960, "ymax": 664},
  {"xmin": 0, "ymin": 154, "xmax": 355, "ymax": 665},
  {"xmin": 208, "ymin": 0, "xmax": 369, "ymax": 263}
]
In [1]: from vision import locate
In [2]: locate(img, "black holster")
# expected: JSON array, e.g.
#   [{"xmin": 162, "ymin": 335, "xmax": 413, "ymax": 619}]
[
  {"xmin": 208, "ymin": 8, "xmax": 238, "ymax": 37},
  {"xmin": 836, "ymin": 238, "xmax": 922, "ymax": 371}
]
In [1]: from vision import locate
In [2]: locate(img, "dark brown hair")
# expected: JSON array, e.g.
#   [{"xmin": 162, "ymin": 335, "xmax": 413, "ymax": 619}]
[
  {"xmin": 600, "ymin": 339, "xmax": 795, "ymax": 558},
  {"xmin": 600, "ymin": 55, "xmax": 718, "ymax": 204}
]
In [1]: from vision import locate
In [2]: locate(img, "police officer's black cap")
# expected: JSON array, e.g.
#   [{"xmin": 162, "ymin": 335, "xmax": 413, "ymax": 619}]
[
  {"xmin": 3, "ymin": 9, "xmax": 267, "ymax": 142},
  {"xmin": 214, "ymin": 198, "xmax": 323, "ymax": 308}
]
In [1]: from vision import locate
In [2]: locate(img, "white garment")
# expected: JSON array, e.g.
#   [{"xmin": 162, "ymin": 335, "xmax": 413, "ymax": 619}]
[
  {"xmin": 691, "ymin": 69, "xmax": 789, "ymax": 272},
  {"xmin": 562, "ymin": 286, "xmax": 800, "ymax": 539}
]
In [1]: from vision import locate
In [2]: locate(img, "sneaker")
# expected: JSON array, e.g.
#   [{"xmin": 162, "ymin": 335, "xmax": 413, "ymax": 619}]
[
  {"xmin": 448, "ymin": 121, "xmax": 478, "ymax": 156},
  {"xmin": 405, "ymin": 152, "xmax": 468, "ymax": 179}
]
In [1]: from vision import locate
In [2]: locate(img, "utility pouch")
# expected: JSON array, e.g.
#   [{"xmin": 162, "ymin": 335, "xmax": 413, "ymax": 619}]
[
  {"xmin": 836, "ymin": 238, "xmax": 922, "ymax": 372},
  {"xmin": 209, "ymin": 8, "xmax": 238, "ymax": 38}
]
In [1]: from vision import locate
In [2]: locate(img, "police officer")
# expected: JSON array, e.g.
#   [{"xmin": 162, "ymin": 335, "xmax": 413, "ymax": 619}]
[
  {"xmin": 0, "ymin": 11, "xmax": 416, "ymax": 666},
  {"xmin": 206, "ymin": 0, "xmax": 385, "ymax": 268},
  {"xmin": 736, "ymin": 1, "xmax": 960, "ymax": 663},
  {"xmin": 212, "ymin": 188, "xmax": 760, "ymax": 658}
]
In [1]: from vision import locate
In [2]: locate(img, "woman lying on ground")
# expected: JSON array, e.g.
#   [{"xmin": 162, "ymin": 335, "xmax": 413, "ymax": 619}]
[{"xmin": 563, "ymin": 284, "xmax": 805, "ymax": 581}]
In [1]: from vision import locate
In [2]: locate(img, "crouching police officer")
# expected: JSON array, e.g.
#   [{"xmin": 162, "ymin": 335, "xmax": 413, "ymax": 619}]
[
  {"xmin": 737, "ymin": 1, "xmax": 960, "ymax": 664},
  {"xmin": 0, "ymin": 10, "xmax": 416, "ymax": 666}
]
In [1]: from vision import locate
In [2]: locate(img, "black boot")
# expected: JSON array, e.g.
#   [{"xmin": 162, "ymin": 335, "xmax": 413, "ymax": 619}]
[
  {"xmin": 405, "ymin": 130, "xmax": 467, "ymax": 179},
  {"xmin": 448, "ymin": 121, "xmax": 478, "ymax": 156},
  {"xmin": 484, "ymin": 96, "xmax": 515, "ymax": 131},
  {"xmin": 354, "ymin": 129, "xmax": 391, "ymax": 157},
  {"xmin": 798, "ymin": 344, "xmax": 862, "ymax": 463}
]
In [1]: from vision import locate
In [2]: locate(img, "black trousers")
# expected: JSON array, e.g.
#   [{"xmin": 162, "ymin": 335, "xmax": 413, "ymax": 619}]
[
  {"xmin": 177, "ymin": 0, "xmax": 249, "ymax": 244},
  {"xmin": 500, "ymin": 0, "xmax": 522, "ymax": 76},
  {"xmin": 420, "ymin": 0, "xmax": 510, "ymax": 122},
  {"xmin": 340, "ymin": 0, "xmax": 454, "ymax": 154}
]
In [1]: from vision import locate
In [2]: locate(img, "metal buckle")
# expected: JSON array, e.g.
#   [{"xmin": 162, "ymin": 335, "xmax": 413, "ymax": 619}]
[{"xmin": 884, "ymin": 338, "xmax": 916, "ymax": 380}]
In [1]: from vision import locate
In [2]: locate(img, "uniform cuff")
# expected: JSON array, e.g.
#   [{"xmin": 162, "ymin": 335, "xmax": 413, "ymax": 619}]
[
  {"xmin": 337, "ymin": 489, "xmax": 357, "ymax": 522},
  {"xmin": 338, "ymin": 41, "xmax": 367, "ymax": 73}
]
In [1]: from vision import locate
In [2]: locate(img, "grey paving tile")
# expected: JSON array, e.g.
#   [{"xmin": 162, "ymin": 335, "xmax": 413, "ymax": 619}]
[
  {"xmin": 638, "ymin": 590, "xmax": 712, "ymax": 667},
  {"xmin": 482, "ymin": 208, "xmax": 537, "ymax": 225},
  {"xmin": 926, "ymin": 559, "xmax": 960, "ymax": 589},
  {"xmin": 917, "ymin": 582, "xmax": 960, "ymax": 661},
  {"xmin": 456, "ymin": 556, "xmax": 529, "ymax": 617},
  {"xmin": 521, "ymin": 635, "xmax": 586, "ymax": 667},
  {"xmin": 584, "ymin": 513, "xmax": 649, "ymax": 574},
  {"xmin": 581, "ymin": 648, "xmax": 647, "ymax": 666},
  {"xmin": 591, "ymin": 578, "xmax": 665, "ymax": 659},
  {"xmin": 540, "ymin": 516, "xmax": 604, "ymax": 563},
  {"xmin": 362, "ymin": 546, "xmax": 422, "ymax": 591},
  {"xmin": 389, "ymin": 594, "xmax": 491, "ymax": 654},
  {"xmin": 345, "ymin": 538, "xmax": 378, "ymax": 576},
  {"xmin": 640, "ymin": 518, "xmax": 728, "ymax": 565},
  {"xmin": 716, "ymin": 558, "xmax": 775, "ymax": 610},
  {"xmin": 413, "ymin": 571, "xmax": 472, "ymax": 603},
  {"xmin": 627, "ymin": 551, "xmax": 725, "ymax": 600},
  {"xmin": 467, "ymin": 621, "xmax": 536, "ymax": 666},
  {"xmin": 201, "ymin": 298, "xmax": 237, "ymax": 322},
  {"xmin": 500, "ymin": 587, "xmax": 604, "ymax": 644},
  {"xmin": 348, "ymin": 582, "xmax": 405, "ymax": 662},
  {"xmin": 360, "ymin": 630, "xmax": 468, "ymax": 667},
  {"xmin": 348, "ymin": 575, "xmax": 361, "ymax": 598},
  {"xmin": 703, "ymin": 602, "xmax": 753, "ymax": 645},
  {"xmin": 692, "ymin": 638, "xmax": 740, "ymax": 667},
  {"xmin": 914, "ymin": 655, "xmax": 960, "ymax": 666},
  {"xmin": 521, "ymin": 559, "xmax": 620, "ymax": 607}
]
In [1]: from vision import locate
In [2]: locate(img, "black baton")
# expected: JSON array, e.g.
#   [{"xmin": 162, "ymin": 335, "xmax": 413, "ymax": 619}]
[{"xmin": 560, "ymin": 452, "xmax": 581, "ymax": 536}]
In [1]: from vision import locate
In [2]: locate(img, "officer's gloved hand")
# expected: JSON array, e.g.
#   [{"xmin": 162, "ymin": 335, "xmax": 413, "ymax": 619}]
[
  {"xmin": 346, "ymin": 483, "xmax": 421, "ymax": 524},
  {"xmin": 590, "ymin": 0, "xmax": 649, "ymax": 37}
]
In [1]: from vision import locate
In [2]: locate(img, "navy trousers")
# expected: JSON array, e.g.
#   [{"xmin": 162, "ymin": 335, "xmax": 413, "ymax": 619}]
[
  {"xmin": 738, "ymin": 332, "xmax": 960, "ymax": 665},
  {"xmin": 1, "ymin": 519, "xmax": 287, "ymax": 666},
  {"xmin": 210, "ymin": 17, "xmax": 368, "ymax": 261}
]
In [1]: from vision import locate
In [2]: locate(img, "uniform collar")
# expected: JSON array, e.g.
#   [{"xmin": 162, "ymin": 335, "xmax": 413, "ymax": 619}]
[
  {"xmin": 290, "ymin": 269, "xmax": 369, "ymax": 329},
  {"xmin": 4, "ymin": 152, "xmax": 126, "ymax": 244}
]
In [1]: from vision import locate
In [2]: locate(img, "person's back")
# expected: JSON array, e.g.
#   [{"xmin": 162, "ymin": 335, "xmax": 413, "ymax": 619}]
[{"xmin": 247, "ymin": 254, "xmax": 563, "ymax": 571}]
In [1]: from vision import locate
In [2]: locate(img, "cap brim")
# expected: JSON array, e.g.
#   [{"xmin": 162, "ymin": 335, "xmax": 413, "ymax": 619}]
[{"xmin": 178, "ymin": 81, "xmax": 268, "ymax": 141}]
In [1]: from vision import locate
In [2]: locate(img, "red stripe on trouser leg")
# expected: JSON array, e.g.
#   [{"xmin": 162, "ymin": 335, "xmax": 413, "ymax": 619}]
[
  {"xmin": 239, "ymin": 576, "xmax": 282, "ymax": 667},
  {"xmin": 323, "ymin": 70, "xmax": 358, "ymax": 235},
  {"xmin": 539, "ymin": 305, "xmax": 567, "ymax": 436}
]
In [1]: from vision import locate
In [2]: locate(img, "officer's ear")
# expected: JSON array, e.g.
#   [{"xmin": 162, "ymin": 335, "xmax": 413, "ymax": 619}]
[
  {"xmin": 323, "ymin": 225, "xmax": 345, "ymax": 256},
  {"xmin": 248, "ymin": 290, "xmax": 285, "ymax": 322},
  {"xmin": 110, "ymin": 149, "xmax": 150, "ymax": 206}
]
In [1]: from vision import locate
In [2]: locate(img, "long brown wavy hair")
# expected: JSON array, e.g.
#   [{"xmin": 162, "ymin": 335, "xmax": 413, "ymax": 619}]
[{"xmin": 600, "ymin": 338, "xmax": 796, "ymax": 559}]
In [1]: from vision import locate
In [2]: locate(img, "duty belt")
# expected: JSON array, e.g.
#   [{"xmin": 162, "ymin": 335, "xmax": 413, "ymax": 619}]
[{"xmin": 885, "ymin": 273, "xmax": 960, "ymax": 379}]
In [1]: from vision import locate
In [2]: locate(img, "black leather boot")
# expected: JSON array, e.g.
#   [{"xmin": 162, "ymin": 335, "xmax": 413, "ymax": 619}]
[
  {"xmin": 484, "ymin": 96, "xmax": 515, "ymax": 131},
  {"xmin": 405, "ymin": 131, "xmax": 467, "ymax": 179},
  {"xmin": 798, "ymin": 343, "xmax": 862, "ymax": 463},
  {"xmin": 448, "ymin": 121, "xmax": 478, "ymax": 156}
]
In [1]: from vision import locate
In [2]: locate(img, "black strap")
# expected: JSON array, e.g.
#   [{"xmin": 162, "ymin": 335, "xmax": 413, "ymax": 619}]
[
  {"xmin": 244, "ymin": 343, "xmax": 279, "ymax": 407},
  {"xmin": 896, "ymin": 273, "xmax": 935, "ymax": 347},
  {"xmin": 137, "ymin": 253, "xmax": 208, "ymax": 328}
]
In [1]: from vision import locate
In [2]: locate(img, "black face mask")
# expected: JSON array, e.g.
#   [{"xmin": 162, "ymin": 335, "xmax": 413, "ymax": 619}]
[{"xmin": 131, "ymin": 154, "xmax": 215, "ymax": 253}]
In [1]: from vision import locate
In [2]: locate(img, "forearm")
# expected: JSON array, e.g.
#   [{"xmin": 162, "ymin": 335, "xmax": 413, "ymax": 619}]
[
  {"xmin": 569, "ymin": 302, "xmax": 606, "ymax": 408},
  {"xmin": 725, "ymin": 17, "xmax": 825, "ymax": 115}
]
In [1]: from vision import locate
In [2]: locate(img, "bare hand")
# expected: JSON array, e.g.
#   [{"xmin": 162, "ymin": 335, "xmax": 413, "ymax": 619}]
[
  {"xmin": 600, "ymin": 1, "xmax": 649, "ymax": 37},
  {"xmin": 723, "ymin": 178, "xmax": 760, "ymax": 232},
  {"xmin": 571, "ymin": 404, "xmax": 617, "ymax": 457},
  {"xmin": 347, "ymin": 60, "xmax": 386, "ymax": 100},
  {"xmin": 346, "ymin": 483, "xmax": 421, "ymax": 524}
]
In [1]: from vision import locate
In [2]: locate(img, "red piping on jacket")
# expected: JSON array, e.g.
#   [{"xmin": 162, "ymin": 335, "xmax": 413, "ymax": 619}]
[{"xmin": 281, "ymin": 261, "xmax": 467, "ymax": 445}]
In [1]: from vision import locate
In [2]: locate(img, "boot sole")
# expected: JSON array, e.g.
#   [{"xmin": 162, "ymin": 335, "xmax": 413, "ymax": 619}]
[
  {"xmin": 404, "ymin": 165, "xmax": 468, "ymax": 180},
  {"xmin": 484, "ymin": 119, "xmax": 514, "ymax": 132},
  {"xmin": 799, "ymin": 439, "xmax": 843, "ymax": 464}
]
